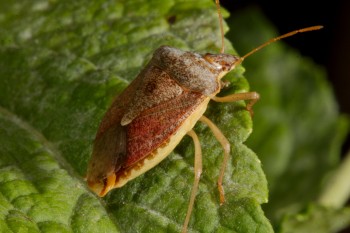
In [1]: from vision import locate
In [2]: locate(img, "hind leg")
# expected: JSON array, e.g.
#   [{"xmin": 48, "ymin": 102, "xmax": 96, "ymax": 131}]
[{"xmin": 182, "ymin": 130, "xmax": 202, "ymax": 233}]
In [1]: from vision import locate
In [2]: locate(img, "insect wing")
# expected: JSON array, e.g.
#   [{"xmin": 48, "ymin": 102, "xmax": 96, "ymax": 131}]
[
  {"xmin": 87, "ymin": 67, "xmax": 143, "ymax": 185},
  {"xmin": 125, "ymin": 90, "xmax": 206, "ymax": 167}
]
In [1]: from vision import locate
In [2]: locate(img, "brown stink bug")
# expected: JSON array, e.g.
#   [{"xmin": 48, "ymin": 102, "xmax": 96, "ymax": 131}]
[{"xmin": 86, "ymin": 0, "xmax": 322, "ymax": 232}]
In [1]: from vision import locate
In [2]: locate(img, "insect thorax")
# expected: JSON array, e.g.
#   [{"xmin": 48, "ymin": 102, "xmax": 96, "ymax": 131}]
[{"xmin": 152, "ymin": 46, "xmax": 239, "ymax": 96}]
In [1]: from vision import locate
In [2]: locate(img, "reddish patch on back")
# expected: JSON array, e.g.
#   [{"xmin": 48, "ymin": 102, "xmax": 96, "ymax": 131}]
[{"xmin": 125, "ymin": 91, "xmax": 205, "ymax": 167}]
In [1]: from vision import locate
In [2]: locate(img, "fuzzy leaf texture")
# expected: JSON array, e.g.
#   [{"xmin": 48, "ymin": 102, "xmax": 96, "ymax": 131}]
[
  {"xmin": 0, "ymin": 1, "xmax": 272, "ymax": 233},
  {"xmin": 227, "ymin": 7, "xmax": 350, "ymax": 233}
]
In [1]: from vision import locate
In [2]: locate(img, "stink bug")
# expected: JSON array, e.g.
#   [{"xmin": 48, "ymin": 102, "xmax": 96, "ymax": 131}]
[{"xmin": 86, "ymin": 0, "xmax": 322, "ymax": 232}]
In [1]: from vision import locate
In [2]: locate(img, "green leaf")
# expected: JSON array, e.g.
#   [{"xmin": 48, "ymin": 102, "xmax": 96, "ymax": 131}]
[
  {"xmin": 0, "ymin": 1, "xmax": 272, "ymax": 233},
  {"xmin": 0, "ymin": 108, "xmax": 118, "ymax": 233},
  {"xmin": 226, "ymin": 7, "xmax": 350, "ymax": 233},
  {"xmin": 279, "ymin": 204, "xmax": 350, "ymax": 233}
]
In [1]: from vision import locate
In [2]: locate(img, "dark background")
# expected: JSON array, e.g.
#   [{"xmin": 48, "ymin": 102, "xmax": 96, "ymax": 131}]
[
  {"xmin": 220, "ymin": 0, "xmax": 350, "ymax": 160},
  {"xmin": 220, "ymin": 0, "xmax": 350, "ymax": 232}
]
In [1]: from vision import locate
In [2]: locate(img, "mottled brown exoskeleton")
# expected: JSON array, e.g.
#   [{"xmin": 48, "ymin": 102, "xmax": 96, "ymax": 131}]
[{"xmin": 86, "ymin": 0, "xmax": 322, "ymax": 232}]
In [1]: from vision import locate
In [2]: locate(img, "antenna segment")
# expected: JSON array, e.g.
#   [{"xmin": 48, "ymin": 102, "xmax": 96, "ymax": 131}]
[
  {"xmin": 235, "ymin": 25, "xmax": 323, "ymax": 66},
  {"xmin": 215, "ymin": 0, "xmax": 225, "ymax": 54}
]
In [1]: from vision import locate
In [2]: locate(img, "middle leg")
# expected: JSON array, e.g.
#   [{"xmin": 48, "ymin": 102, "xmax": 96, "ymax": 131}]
[{"xmin": 199, "ymin": 115, "xmax": 230, "ymax": 205}]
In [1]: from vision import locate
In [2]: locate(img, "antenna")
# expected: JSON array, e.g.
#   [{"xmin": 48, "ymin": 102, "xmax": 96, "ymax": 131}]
[
  {"xmin": 215, "ymin": 0, "xmax": 225, "ymax": 54},
  {"xmin": 235, "ymin": 25, "xmax": 323, "ymax": 66}
]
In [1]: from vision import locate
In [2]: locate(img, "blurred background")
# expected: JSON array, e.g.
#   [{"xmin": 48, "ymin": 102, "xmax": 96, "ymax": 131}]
[
  {"xmin": 220, "ymin": 0, "xmax": 350, "ymax": 155},
  {"xmin": 220, "ymin": 1, "xmax": 349, "ymax": 232},
  {"xmin": 221, "ymin": 0, "xmax": 350, "ymax": 233}
]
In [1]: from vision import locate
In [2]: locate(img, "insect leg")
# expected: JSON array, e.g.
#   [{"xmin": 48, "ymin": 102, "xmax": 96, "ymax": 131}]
[
  {"xmin": 212, "ymin": 92, "xmax": 260, "ymax": 116},
  {"xmin": 182, "ymin": 130, "xmax": 202, "ymax": 233},
  {"xmin": 199, "ymin": 116, "xmax": 230, "ymax": 205}
]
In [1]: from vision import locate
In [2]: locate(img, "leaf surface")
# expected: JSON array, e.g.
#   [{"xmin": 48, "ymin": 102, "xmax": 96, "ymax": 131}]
[{"xmin": 0, "ymin": 1, "xmax": 271, "ymax": 232}]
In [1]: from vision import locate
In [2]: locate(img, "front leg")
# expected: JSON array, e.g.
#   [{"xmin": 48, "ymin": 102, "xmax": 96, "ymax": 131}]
[{"xmin": 212, "ymin": 92, "xmax": 260, "ymax": 116}]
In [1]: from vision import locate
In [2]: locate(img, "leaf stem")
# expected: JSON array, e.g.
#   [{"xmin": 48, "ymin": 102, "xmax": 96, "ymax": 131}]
[{"xmin": 318, "ymin": 149, "xmax": 350, "ymax": 208}]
